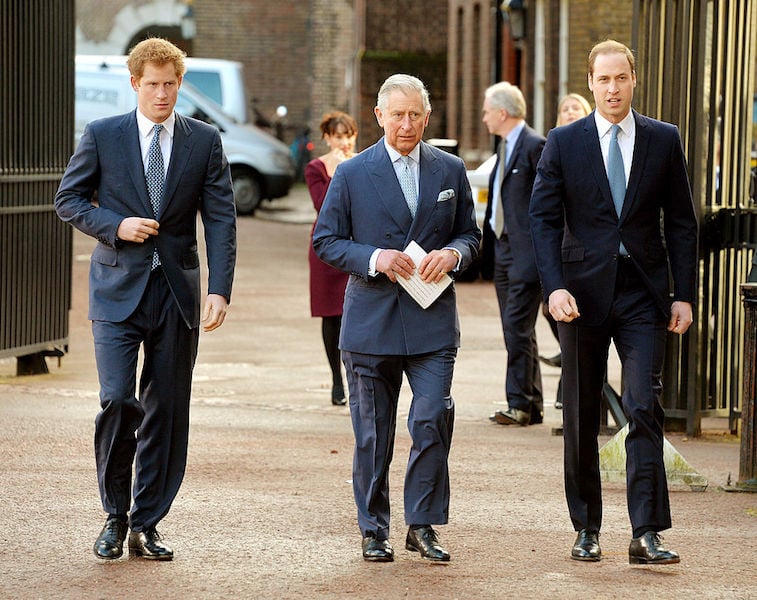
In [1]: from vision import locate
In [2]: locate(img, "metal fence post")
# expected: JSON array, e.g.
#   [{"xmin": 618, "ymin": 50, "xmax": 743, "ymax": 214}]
[{"xmin": 737, "ymin": 283, "xmax": 757, "ymax": 491}]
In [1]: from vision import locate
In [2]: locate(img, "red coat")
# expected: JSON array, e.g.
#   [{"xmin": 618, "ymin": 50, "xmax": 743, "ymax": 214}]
[{"xmin": 305, "ymin": 158, "xmax": 349, "ymax": 317}]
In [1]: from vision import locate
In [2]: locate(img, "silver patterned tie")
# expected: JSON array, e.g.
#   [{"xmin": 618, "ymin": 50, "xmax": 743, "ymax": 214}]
[
  {"xmin": 398, "ymin": 155, "xmax": 418, "ymax": 218},
  {"xmin": 607, "ymin": 124, "xmax": 628, "ymax": 255},
  {"xmin": 493, "ymin": 139, "xmax": 507, "ymax": 238},
  {"xmin": 146, "ymin": 123, "xmax": 164, "ymax": 269}
]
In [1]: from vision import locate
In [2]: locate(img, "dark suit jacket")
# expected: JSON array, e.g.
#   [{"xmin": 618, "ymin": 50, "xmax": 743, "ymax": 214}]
[
  {"xmin": 312, "ymin": 139, "xmax": 481, "ymax": 356},
  {"xmin": 482, "ymin": 124, "xmax": 545, "ymax": 282},
  {"xmin": 55, "ymin": 110, "xmax": 237, "ymax": 328},
  {"xmin": 529, "ymin": 110, "xmax": 698, "ymax": 326}
]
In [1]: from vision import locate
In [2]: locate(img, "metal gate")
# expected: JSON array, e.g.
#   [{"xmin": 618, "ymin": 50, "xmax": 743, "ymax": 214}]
[
  {"xmin": 0, "ymin": 1, "xmax": 75, "ymax": 369},
  {"xmin": 633, "ymin": 0, "xmax": 757, "ymax": 435}
]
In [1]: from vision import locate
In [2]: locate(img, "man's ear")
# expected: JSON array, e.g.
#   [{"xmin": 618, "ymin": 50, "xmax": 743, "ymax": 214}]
[{"xmin": 374, "ymin": 106, "xmax": 383, "ymax": 127}]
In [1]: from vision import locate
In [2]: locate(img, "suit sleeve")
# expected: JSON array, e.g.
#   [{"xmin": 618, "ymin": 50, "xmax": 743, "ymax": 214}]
[
  {"xmin": 661, "ymin": 127, "xmax": 698, "ymax": 304},
  {"xmin": 529, "ymin": 129, "xmax": 567, "ymax": 297},
  {"xmin": 199, "ymin": 128, "xmax": 237, "ymax": 302},
  {"xmin": 54, "ymin": 123, "xmax": 125, "ymax": 248},
  {"xmin": 312, "ymin": 163, "xmax": 376, "ymax": 279}
]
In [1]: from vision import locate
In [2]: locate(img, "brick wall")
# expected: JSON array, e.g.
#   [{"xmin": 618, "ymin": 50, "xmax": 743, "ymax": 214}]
[
  {"xmin": 192, "ymin": 1, "xmax": 312, "ymax": 145},
  {"xmin": 359, "ymin": 0, "xmax": 449, "ymax": 148}
]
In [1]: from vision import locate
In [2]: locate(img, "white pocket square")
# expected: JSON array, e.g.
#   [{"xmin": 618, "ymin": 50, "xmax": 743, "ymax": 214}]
[{"xmin": 437, "ymin": 189, "xmax": 455, "ymax": 202}]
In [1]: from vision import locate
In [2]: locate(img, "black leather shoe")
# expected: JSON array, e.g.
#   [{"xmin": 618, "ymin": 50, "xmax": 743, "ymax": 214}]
[
  {"xmin": 405, "ymin": 526, "xmax": 450, "ymax": 562},
  {"xmin": 571, "ymin": 529, "xmax": 601, "ymax": 561},
  {"xmin": 362, "ymin": 535, "xmax": 394, "ymax": 562},
  {"xmin": 494, "ymin": 408, "xmax": 530, "ymax": 426},
  {"xmin": 93, "ymin": 517, "xmax": 128, "ymax": 559},
  {"xmin": 128, "ymin": 527, "xmax": 174, "ymax": 560},
  {"xmin": 629, "ymin": 532, "xmax": 680, "ymax": 565}
]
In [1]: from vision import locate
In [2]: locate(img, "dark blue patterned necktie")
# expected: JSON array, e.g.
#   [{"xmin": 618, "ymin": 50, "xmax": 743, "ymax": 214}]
[{"xmin": 146, "ymin": 124, "xmax": 164, "ymax": 269}]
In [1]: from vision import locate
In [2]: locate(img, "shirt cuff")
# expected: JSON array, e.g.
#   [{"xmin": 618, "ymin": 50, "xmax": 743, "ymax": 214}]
[
  {"xmin": 442, "ymin": 246, "xmax": 462, "ymax": 272},
  {"xmin": 368, "ymin": 248, "xmax": 383, "ymax": 277}
]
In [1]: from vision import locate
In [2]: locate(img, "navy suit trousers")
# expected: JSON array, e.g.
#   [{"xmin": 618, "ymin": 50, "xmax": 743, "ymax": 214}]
[
  {"xmin": 92, "ymin": 268, "xmax": 199, "ymax": 531},
  {"xmin": 493, "ymin": 234, "xmax": 544, "ymax": 418},
  {"xmin": 343, "ymin": 348, "xmax": 456, "ymax": 540},
  {"xmin": 559, "ymin": 259, "xmax": 671, "ymax": 537}
]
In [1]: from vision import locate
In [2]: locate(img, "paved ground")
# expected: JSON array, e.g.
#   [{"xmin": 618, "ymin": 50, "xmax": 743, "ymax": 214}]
[{"xmin": 1, "ymin": 185, "xmax": 755, "ymax": 599}]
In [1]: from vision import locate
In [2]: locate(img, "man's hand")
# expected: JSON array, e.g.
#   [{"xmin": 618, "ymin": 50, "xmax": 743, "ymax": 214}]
[
  {"xmin": 376, "ymin": 249, "xmax": 415, "ymax": 283},
  {"xmin": 668, "ymin": 301, "xmax": 693, "ymax": 335},
  {"xmin": 202, "ymin": 294, "xmax": 228, "ymax": 332},
  {"xmin": 117, "ymin": 217, "xmax": 159, "ymax": 243},
  {"xmin": 419, "ymin": 249, "xmax": 458, "ymax": 283},
  {"xmin": 549, "ymin": 289, "xmax": 580, "ymax": 322}
]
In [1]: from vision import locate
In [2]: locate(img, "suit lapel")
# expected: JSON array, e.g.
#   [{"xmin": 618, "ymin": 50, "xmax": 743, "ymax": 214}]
[
  {"xmin": 622, "ymin": 110, "xmax": 650, "ymax": 220},
  {"xmin": 582, "ymin": 117, "xmax": 616, "ymax": 218},
  {"xmin": 365, "ymin": 141, "xmax": 413, "ymax": 231},
  {"xmin": 407, "ymin": 142, "xmax": 442, "ymax": 242},
  {"xmin": 161, "ymin": 114, "xmax": 193, "ymax": 218},
  {"xmin": 121, "ymin": 112, "xmax": 155, "ymax": 218}
]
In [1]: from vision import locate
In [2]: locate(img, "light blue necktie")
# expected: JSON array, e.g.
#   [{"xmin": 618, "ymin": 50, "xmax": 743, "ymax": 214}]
[
  {"xmin": 146, "ymin": 123, "xmax": 164, "ymax": 269},
  {"xmin": 398, "ymin": 155, "xmax": 418, "ymax": 218},
  {"xmin": 607, "ymin": 124, "xmax": 628, "ymax": 255}
]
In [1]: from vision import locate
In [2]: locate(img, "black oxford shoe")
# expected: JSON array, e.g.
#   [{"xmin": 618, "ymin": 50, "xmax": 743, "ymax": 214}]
[
  {"xmin": 494, "ymin": 408, "xmax": 530, "ymax": 426},
  {"xmin": 128, "ymin": 527, "xmax": 174, "ymax": 560},
  {"xmin": 629, "ymin": 532, "xmax": 680, "ymax": 565},
  {"xmin": 571, "ymin": 529, "xmax": 601, "ymax": 561},
  {"xmin": 93, "ymin": 517, "xmax": 128, "ymax": 559},
  {"xmin": 362, "ymin": 535, "xmax": 394, "ymax": 562},
  {"xmin": 405, "ymin": 526, "xmax": 450, "ymax": 562}
]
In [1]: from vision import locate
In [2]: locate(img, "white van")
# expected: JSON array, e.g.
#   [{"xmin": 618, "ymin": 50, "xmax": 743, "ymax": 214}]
[
  {"xmin": 74, "ymin": 58, "xmax": 294, "ymax": 214},
  {"xmin": 76, "ymin": 55, "xmax": 248, "ymax": 124}
]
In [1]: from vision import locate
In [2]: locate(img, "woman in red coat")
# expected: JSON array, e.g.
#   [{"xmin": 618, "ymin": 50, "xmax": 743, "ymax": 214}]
[{"xmin": 306, "ymin": 111, "xmax": 358, "ymax": 405}]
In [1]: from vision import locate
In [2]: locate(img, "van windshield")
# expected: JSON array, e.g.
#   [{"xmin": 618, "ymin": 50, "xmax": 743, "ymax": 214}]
[{"xmin": 183, "ymin": 71, "xmax": 223, "ymax": 107}]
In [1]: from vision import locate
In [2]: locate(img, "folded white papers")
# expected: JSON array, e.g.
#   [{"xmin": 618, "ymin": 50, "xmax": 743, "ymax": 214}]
[{"xmin": 394, "ymin": 240, "xmax": 452, "ymax": 309}]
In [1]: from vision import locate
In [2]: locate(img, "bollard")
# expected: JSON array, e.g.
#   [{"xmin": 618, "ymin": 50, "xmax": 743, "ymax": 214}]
[{"xmin": 736, "ymin": 283, "xmax": 757, "ymax": 491}]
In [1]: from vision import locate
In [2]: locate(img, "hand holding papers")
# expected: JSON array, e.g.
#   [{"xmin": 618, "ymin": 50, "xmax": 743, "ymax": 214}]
[{"xmin": 394, "ymin": 240, "xmax": 452, "ymax": 309}]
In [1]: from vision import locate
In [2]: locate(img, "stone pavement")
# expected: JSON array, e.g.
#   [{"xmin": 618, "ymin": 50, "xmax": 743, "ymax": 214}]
[{"xmin": 0, "ymin": 185, "xmax": 755, "ymax": 599}]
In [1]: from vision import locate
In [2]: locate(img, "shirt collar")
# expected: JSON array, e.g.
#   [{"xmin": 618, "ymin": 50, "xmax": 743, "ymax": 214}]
[
  {"xmin": 594, "ymin": 110, "xmax": 635, "ymax": 139},
  {"xmin": 136, "ymin": 109, "xmax": 176, "ymax": 139},
  {"xmin": 384, "ymin": 138, "xmax": 421, "ymax": 164},
  {"xmin": 506, "ymin": 120, "xmax": 526, "ymax": 146}
]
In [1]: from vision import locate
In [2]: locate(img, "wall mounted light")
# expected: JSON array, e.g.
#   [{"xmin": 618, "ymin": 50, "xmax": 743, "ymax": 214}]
[{"xmin": 500, "ymin": 0, "xmax": 527, "ymax": 42}]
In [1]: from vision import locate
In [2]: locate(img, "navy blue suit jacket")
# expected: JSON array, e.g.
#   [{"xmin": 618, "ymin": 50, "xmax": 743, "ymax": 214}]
[
  {"xmin": 55, "ymin": 110, "xmax": 237, "ymax": 328},
  {"xmin": 482, "ymin": 124, "xmax": 545, "ymax": 282},
  {"xmin": 529, "ymin": 110, "xmax": 698, "ymax": 326},
  {"xmin": 312, "ymin": 139, "xmax": 481, "ymax": 355}
]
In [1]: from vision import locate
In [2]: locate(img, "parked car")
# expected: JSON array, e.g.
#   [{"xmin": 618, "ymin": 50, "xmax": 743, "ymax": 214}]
[
  {"xmin": 75, "ymin": 58, "xmax": 295, "ymax": 214},
  {"xmin": 466, "ymin": 153, "xmax": 496, "ymax": 226}
]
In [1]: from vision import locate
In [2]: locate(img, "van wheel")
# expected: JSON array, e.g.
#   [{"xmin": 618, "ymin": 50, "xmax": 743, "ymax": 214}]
[{"xmin": 232, "ymin": 171, "xmax": 262, "ymax": 215}]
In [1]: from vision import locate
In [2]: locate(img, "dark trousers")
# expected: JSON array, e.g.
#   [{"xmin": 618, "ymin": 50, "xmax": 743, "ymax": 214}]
[
  {"xmin": 493, "ymin": 235, "xmax": 544, "ymax": 418},
  {"xmin": 559, "ymin": 259, "xmax": 671, "ymax": 537},
  {"xmin": 92, "ymin": 268, "xmax": 198, "ymax": 531},
  {"xmin": 342, "ymin": 348, "xmax": 456, "ymax": 540}
]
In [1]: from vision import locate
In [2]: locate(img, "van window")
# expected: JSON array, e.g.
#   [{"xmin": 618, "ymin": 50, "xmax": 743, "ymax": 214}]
[{"xmin": 183, "ymin": 71, "xmax": 223, "ymax": 107}]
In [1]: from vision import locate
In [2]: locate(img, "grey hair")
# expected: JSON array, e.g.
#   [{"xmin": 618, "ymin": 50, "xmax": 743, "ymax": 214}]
[
  {"xmin": 377, "ymin": 74, "xmax": 431, "ymax": 113},
  {"xmin": 484, "ymin": 81, "xmax": 526, "ymax": 119}
]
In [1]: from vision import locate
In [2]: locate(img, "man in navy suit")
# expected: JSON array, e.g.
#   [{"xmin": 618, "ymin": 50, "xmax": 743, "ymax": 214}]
[
  {"xmin": 481, "ymin": 82, "xmax": 546, "ymax": 427},
  {"xmin": 529, "ymin": 40, "xmax": 697, "ymax": 565},
  {"xmin": 55, "ymin": 38, "xmax": 236, "ymax": 561},
  {"xmin": 313, "ymin": 74, "xmax": 480, "ymax": 562}
]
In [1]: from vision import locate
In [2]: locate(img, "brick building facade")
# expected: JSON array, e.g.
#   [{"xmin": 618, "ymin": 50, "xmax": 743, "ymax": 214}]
[
  {"xmin": 447, "ymin": 0, "xmax": 632, "ymax": 165},
  {"xmin": 73, "ymin": 0, "xmax": 632, "ymax": 161}
]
